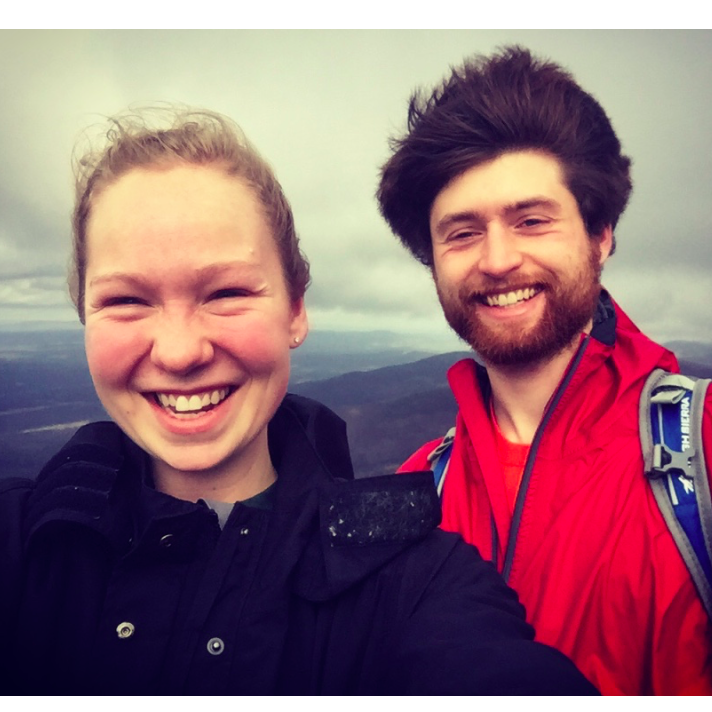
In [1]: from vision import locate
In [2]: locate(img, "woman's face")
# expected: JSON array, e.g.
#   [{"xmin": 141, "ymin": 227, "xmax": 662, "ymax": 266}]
[{"xmin": 83, "ymin": 164, "xmax": 307, "ymax": 480}]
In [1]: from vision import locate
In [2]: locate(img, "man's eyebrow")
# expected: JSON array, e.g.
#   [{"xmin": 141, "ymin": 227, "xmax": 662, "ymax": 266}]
[
  {"xmin": 432, "ymin": 210, "xmax": 486, "ymax": 236},
  {"xmin": 433, "ymin": 197, "xmax": 562, "ymax": 236},
  {"xmin": 503, "ymin": 197, "xmax": 561, "ymax": 214}
]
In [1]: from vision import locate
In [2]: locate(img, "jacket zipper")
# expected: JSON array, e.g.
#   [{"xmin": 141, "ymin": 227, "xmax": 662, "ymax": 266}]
[{"xmin": 501, "ymin": 335, "xmax": 591, "ymax": 582}]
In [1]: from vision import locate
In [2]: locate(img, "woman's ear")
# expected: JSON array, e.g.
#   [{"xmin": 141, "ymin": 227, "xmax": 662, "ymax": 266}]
[{"xmin": 289, "ymin": 298, "xmax": 309, "ymax": 349}]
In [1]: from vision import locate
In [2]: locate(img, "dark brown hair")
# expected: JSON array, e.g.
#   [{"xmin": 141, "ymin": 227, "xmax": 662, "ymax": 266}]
[
  {"xmin": 70, "ymin": 107, "xmax": 310, "ymax": 322},
  {"xmin": 377, "ymin": 46, "xmax": 632, "ymax": 266}
]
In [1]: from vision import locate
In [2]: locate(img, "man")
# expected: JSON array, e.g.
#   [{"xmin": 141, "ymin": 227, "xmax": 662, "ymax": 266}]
[{"xmin": 377, "ymin": 46, "xmax": 712, "ymax": 695}]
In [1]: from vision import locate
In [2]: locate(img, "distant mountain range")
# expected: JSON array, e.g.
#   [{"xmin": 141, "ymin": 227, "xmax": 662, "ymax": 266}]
[
  {"xmin": 0, "ymin": 328, "xmax": 464, "ymax": 479},
  {"xmin": 291, "ymin": 351, "xmax": 470, "ymax": 476},
  {"xmin": 2, "ymin": 328, "xmax": 712, "ymax": 480}
]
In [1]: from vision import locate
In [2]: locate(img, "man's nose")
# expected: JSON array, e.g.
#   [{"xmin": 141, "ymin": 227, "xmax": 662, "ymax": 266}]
[
  {"xmin": 149, "ymin": 312, "xmax": 214, "ymax": 375},
  {"xmin": 477, "ymin": 227, "xmax": 524, "ymax": 277}
]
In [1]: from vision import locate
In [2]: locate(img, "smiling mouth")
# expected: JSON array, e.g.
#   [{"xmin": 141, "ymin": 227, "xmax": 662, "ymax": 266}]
[
  {"xmin": 480, "ymin": 287, "xmax": 541, "ymax": 307},
  {"xmin": 152, "ymin": 387, "xmax": 235, "ymax": 416}
]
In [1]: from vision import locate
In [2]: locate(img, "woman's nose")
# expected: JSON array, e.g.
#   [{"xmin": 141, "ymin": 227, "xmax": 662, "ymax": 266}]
[{"xmin": 149, "ymin": 313, "xmax": 214, "ymax": 374}]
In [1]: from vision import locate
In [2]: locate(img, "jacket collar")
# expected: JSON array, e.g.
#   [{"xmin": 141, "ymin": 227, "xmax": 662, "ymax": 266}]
[
  {"xmin": 589, "ymin": 289, "xmax": 617, "ymax": 346},
  {"xmin": 447, "ymin": 290, "xmax": 680, "ymax": 455},
  {"xmin": 26, "ymin": 422, "xmax": 130, "ymax": 549},
  {"xmin": 25, "ymin": 394, "xmax": 441, "ymax": 601},
  {"xmin": 450, "ymin": 289, "xmax": 621, "ymax": 409},
  {"xmin": 257, "ymin": 394, "xmax": 441, "ymax": 600}
]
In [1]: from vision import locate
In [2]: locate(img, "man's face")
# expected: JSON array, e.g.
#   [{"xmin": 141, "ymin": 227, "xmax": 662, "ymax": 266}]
[{"xmin": 429, "ymin": 150, "xmax": 612, "ymax": 367}]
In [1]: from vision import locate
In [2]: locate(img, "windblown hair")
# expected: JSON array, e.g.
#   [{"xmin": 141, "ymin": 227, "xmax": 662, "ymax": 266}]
[
  {"xmin": 70, "ymin": 106, "xmax": 310, "ymax": 322},
  {"xmin": 377, "ymin": 46, "xmax": 632, "ymax": 266}
]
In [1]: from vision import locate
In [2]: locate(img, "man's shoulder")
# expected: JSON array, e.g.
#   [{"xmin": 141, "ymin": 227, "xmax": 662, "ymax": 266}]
[{"xmin": 397, "ymin": 438, "xmax": 442, "ymax": 473}]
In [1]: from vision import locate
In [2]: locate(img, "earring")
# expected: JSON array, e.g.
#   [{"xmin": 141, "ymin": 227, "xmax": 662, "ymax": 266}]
[{"xmin": 294, "ymin": 337, "xmax": 300, "ymax": 345}]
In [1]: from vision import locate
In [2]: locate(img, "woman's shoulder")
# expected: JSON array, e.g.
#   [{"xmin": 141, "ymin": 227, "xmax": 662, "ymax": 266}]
[
  {"xmin": 0, "ymin": 421, "xmax": 127, "ymax": 521},
  {"xmin": 0, "ymin": 477, "xmax": 35, "ymax": 511},
  {"xmin": 0, "ymin": 477, "xmax": 35, "ymax": 581},
  {"xmin": 37, "ymin": 421, "xmax": 126, "ymax": 475}
]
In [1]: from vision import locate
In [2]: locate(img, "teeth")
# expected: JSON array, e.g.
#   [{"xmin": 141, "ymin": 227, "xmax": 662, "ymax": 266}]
[
  {"xmin": 155, "ymin": 388, "xmax": 229, "ymax": 413},
  {"xmin": 486, "ymin": 288, "xmax": 537, "ymax": 307}
]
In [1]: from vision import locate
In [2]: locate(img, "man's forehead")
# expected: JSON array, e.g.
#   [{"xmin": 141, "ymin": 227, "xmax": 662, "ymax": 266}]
[{"xmin": 430, "ymin": 152, "xmax": 571, "ymax": 218}]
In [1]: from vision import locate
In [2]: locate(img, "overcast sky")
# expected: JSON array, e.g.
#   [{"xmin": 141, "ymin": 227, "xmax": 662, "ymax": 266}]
[{"xmin": 1, "ymin": 29, "xmax": 711, "ymax": 349}]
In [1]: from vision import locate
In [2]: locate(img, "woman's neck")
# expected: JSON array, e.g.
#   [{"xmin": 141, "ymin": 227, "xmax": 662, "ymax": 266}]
[{"xmin": 151, "ymin": 431, "xmax": 277, "ymax": 503}]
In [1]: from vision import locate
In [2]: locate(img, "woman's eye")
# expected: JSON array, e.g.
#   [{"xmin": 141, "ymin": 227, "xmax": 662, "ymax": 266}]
[{"xmin": 105, "ymin": 296, "xmax": 146, "ymax": 307}]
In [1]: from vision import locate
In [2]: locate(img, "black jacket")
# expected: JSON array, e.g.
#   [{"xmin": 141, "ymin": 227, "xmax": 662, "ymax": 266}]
[{"xmin": 0, "ymin": 395, "xmax": 596, "ymax": 694}]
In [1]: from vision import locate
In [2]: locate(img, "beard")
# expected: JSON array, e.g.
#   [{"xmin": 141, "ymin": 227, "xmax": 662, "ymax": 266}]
[{"xmin": 436, "ymin": 243, "xmax": 603, "ymax": 367}]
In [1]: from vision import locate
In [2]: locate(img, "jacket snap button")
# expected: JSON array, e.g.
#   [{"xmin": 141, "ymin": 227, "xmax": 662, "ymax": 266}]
[
  {"xmin": 207, "ymin": 637, "xmax": 225, "ymax": 655},
  {"xmin": 159, "ymin": 534, "xmax": 174, "ymax": 548},
  {"xmin": 240, "ymin": 527, "xmax": 249, "ymax": 536},
  {"xmin": 116, "ymin": 622, "xmax": 135, "ymax": 639}
]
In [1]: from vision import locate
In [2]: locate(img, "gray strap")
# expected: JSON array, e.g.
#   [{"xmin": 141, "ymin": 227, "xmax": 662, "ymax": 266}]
[
  {"xmin": 691, "ymin": 376, "xmax": 712, "ymax": 583},
  {"xmin": 649, "ymin": 373, "xmax": 699, "ymax": 403},
  {"xmin": 640, "ymin": 369, "xmax": 668, "ymax": 473},
  {"xmin": 428, "ymin": 427, "xmax": 456, "ymax": 498},
  {"xmin": 641, "ymin": 369, "xmax": 712, "ymax": 619},
  {"xmin": 427, "ymin": 427, "xmax": 456, "ymax": 463}
]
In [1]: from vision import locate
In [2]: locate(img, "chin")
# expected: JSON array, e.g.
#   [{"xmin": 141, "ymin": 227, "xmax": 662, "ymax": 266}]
[
  {"xmin": 138, "ymin": 437, "xmax": 235, "ymax": 478},
  {"xmin": 167, "ymin": 445, "xmax": 239, "ymax": 473}
]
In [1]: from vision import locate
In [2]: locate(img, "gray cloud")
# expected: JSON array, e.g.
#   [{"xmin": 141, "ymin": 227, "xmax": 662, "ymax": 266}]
[{"xmin": 0, "ymin": 29, "xmax": 710, "ymax": 347}]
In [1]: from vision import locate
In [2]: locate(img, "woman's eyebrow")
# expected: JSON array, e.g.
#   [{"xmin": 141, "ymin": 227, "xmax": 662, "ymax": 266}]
[
  {"xmin": 88, "ymin": 261, "xmax": 262, "ymax": 288},
  {"xmin": 194, "ymin": 261, "xmax": 261, "ymax": 280},
  {"xmin": 87, "ymin": 273, "xmax": 145, "ymax": 288}
]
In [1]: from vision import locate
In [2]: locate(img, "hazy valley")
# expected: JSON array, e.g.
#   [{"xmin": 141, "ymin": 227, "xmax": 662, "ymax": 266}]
[{"xmin": 2, "ymin": 328, "xmax": 712, "ymax": 480}]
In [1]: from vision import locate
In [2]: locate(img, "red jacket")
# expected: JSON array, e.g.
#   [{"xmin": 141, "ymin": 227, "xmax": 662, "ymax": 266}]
[{"xmin": 401, "ymin": 296, "xmax": 712, "ymax": 695}]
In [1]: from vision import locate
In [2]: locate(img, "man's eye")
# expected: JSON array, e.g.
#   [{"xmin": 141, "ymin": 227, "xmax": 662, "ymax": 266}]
[
  {"xmin": 210, "ymin": 288, "xmax": 250, "ymax": 300},
  {"xmin": 447, "ymin": 230, "xmax": 478, "ymax": 242},
  {"xmin": 519, "ymin": 218, "xmax": 547, "ymax": 228}
]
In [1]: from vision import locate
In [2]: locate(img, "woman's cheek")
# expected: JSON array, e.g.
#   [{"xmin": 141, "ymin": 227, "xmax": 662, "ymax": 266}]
[
  {"xmin": 217, "ymin": 314, "xmax": 292, "ymax": 373},
  {"xmin": 84, "ymin": 321, "xmax": 147, "ymax": 385}
]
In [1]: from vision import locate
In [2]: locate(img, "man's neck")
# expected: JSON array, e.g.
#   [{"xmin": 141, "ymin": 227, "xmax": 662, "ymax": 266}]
[{"xmin": 486, "ymin": 339, "xmax": 582, "ymax": 445}]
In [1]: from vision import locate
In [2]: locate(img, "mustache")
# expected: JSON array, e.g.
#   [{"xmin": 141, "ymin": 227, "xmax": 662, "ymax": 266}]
[{"xmin": 459, "ymin": 277, "xmax": 552, "ymax": 304}]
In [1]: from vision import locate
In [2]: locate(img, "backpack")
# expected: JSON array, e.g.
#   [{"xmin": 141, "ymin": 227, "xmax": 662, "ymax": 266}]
[{"xmin": 427, "ymin": 368, "xmax": 712, "ymax": 619}]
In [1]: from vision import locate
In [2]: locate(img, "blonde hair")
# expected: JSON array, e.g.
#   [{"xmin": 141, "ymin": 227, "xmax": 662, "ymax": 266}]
[{"xmin": 70, "ymin": 106, "xmax": 310, "ymax": 322}]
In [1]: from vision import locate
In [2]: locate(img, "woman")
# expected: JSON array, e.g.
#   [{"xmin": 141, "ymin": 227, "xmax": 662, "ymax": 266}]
[{"xmin": 0, "ymin": 108, "xmax": 595, "ymax": 694}]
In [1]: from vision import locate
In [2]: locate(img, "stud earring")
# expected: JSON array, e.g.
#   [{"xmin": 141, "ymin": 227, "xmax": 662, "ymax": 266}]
[{"xmin": 294, "ymin": 337, "xmax": 300, "ymax": 345}]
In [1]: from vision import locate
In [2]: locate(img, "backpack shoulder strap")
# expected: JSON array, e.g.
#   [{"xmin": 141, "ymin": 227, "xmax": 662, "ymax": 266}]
[
  {"xmin": 640, "ymin": 368, "xmax": 712, "ymax": 618},
  {"xmin": 428, "ymin": 427, "xmax": 456, "ymax": 498}
]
